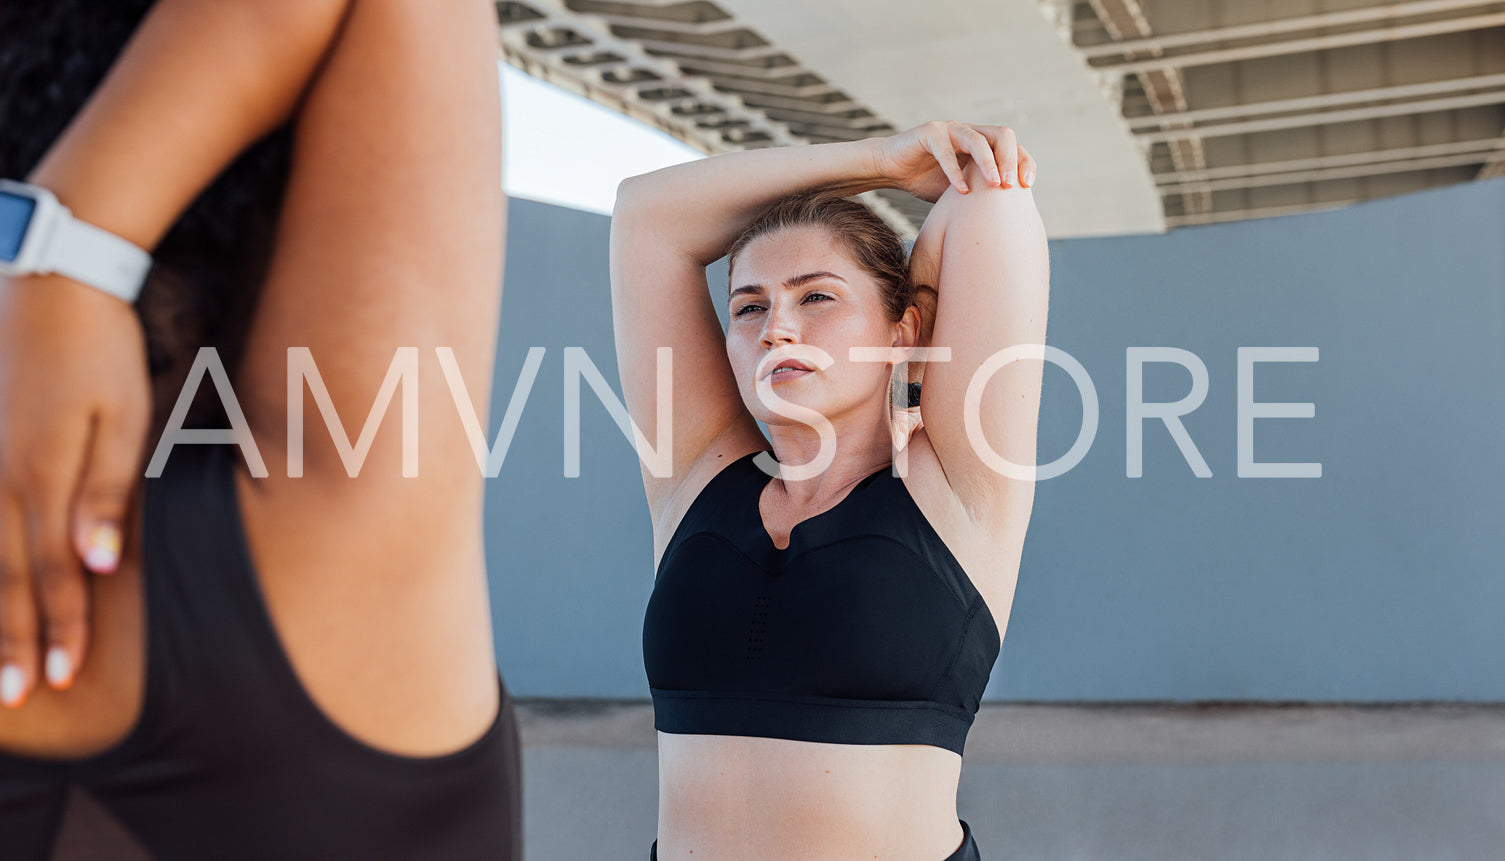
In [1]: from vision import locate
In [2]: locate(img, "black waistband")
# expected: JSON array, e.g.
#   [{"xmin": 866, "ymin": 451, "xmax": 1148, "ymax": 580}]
[{"xmin": 650, "ymin": 687, "xmax": 975, "ymax": 755}]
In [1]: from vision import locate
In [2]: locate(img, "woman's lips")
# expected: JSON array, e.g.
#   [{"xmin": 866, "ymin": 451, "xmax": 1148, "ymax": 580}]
[
  {"xmin": 765, "ymin": 359, "xmax": 814, "ymax": 382},
  {"xmin": 768, "ymin": 365, "xmax": 812, "ymax": 382}
]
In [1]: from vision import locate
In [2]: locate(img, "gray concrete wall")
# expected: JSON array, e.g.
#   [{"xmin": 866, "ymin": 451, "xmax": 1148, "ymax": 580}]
[{"xmin": 486, "ymin": 177, "xmax": 1505, "ymax": 701}]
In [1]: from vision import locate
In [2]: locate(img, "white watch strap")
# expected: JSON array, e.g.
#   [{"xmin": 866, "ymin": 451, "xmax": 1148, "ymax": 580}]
[{"xmin": 42, "ymin": 211, "xmax": 152, "ymax": 303}]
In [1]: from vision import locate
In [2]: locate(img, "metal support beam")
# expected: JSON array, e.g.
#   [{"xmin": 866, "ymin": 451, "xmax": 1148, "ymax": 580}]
[
  {"xmin": 721, "ymin": 92, "xmax": 860, "ymax": 115},
  {"xmin": 1128, "ymin": 72, "xmax": 1505, "ymax": 131},
  {"xmin": 1157, "ymin": 150, "xmax": 1496, "ymax": 195},
  {"xmin": 1093, "ymin": 11, "xmax": 1505, "ymax": 75},
  {"xmin": 1477, "ymin": 131, "xmax": 1505, "ymax": 179},
  {"xmin": 660, "ymin": 57, "xmax": 813, "ymax": 80},
  {"xmin": 690, "ymin": 77, "xmax": 843, "ymax": 99},
  {"xmin": 493, "ymin": 0, "xmax": 921, "ymax": 234},
  {"xmin": 584, "ymin": 13, "xmax": 742, "ymax": 36},
  {"xmin": 1081, "ymin": 0, "xmax": 1501, "ymax": 59},
  {"xmin": 497, "ymin": 4, "xmax": 796, "ymax": 154},
  {"xmin": 1087, "ymin": 0, "xmax": 1211, "ymax": 216},
  {"xmin": 1138, "ymin": 89, "xmax": 1505, "ymax": 143},
  {"xmin": 1155, "ymin": 137, "xmax": 1505, "ymax": 184},
  {"xmin": 633, "ymin": 37, "xmax": 785, "ymax": 62},
  {"xmin": 1165, "ymin": 198, "xmax": 1360, "ymax": 227}
]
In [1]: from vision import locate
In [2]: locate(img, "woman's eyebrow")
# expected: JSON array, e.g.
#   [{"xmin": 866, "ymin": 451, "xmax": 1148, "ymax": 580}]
[{"xmin": 730, "ymin": 271, "xmax": 847, "ymax": 298}]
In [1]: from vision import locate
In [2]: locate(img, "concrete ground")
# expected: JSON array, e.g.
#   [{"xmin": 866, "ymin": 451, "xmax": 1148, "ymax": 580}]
[{"xmin": 516, "ymin": 701, "xmax": 1505, "ymax": 860}]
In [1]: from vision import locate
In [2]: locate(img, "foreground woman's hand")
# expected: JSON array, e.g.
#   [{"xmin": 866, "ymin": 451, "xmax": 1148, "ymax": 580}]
[
  {"xmin": 874, "ymin": 120, "xmax": 1036, "ymax": 203},
  {"xmin": 0, "ymin": 275, "xmax": 150, "ymax": 707}
]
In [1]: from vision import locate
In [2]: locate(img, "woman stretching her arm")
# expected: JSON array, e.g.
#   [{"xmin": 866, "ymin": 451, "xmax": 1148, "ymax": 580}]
[
  {"xmin": 612, "ymin": 123, "xmax": 1049, "ymax": 860},
  {"xmin": 0, "ymin": 1, "xmax": 519, "ymax": 857}
]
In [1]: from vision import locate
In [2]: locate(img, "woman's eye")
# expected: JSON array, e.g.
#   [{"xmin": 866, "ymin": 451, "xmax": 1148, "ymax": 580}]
[
  {"xmin": 803, "ymin": 293, "xmax": 832, "ymax": 304},
  {"xmin": 733, "ymin": 304, "xmax": 764, "ymax": 317}
]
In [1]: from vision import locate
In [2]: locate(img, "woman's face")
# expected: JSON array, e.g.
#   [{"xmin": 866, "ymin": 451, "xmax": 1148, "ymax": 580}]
[{"xmin": 726, "ymin": 226, "xmax": 908, "ymax": 430}]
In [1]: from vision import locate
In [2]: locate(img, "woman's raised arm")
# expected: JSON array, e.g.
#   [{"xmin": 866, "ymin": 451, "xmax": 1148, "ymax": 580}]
[
  {"xmin": 28, "ymin": 0, "xmax": 353, "ymax": 250},
  {"xmin": 906, "ymin": 151, "xmax": 1049, "ymax": 612},
  {"xmin": 610, "ymin": 140, "xmax": 889, "ymax": 518}
]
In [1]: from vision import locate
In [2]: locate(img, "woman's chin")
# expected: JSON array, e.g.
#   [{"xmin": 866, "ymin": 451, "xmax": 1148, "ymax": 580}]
[{"xmin": 752, "ymin": 396, "xmax": 851, "ymax": 431}]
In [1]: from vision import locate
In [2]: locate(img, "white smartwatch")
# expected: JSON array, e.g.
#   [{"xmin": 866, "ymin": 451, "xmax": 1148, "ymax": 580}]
[{"xmin": 0, "ymin": 179, "xmax": 153, "ymax": 303}]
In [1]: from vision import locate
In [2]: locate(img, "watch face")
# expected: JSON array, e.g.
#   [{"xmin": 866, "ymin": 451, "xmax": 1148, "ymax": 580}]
[{"xmin": 0, "ymin": 191, "xmax": 37, "ymax": 263}]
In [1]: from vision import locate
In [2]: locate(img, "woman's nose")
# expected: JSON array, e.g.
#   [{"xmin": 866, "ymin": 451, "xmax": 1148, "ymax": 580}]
[{"xmin": 760, "ymin": 302, "xmax": 798, "ymax": 347}]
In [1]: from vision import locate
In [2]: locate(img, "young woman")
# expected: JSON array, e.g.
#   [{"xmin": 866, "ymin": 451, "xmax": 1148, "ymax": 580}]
[
  {"xmin": 611, "ymin": 123, "xmax": 1048, "ymax": 859},
  {"xmin": 0, "ymin": 1, "xmax": 520, "ymax": 857}
]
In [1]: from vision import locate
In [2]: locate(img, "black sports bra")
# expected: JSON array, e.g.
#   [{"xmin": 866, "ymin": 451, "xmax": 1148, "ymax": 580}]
[
  {"xmin": 0, "ymin": 444, "xmax": 522, "ymax": 860},
  {"xmin": 642, "ymin": 451, "xmax": 1001, "ymax": 755}
]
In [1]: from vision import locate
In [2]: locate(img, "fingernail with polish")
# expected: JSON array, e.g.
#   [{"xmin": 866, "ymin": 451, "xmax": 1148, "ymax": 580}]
[
  {"xmin": 84, "ymin": 523, "xmax": 122, "ymax": 574},
  {"xmin": 46, "ymin": 647, "xmax": 72, "ymax": 689},
  {"xmin": 1, "ymin": 664, "xmax": 24, "ymax": 708},
  {"xmin": 1023, "ymin": 168, "xmax": 1035, "ymax": 187}
]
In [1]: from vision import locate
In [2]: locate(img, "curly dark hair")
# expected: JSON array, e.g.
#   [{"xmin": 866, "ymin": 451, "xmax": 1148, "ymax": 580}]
[{"xmin": 0, "ymin": 0, "xmax": 293, "ymax": 429}]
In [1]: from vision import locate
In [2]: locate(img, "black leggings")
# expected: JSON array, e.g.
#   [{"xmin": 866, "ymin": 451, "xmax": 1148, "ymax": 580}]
[{"xmin": 650, "ymin": 818, "xmax": 981, "ymax": 860}]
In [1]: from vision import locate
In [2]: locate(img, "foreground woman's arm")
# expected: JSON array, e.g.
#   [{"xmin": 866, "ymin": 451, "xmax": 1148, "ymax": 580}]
[{"xmin": 0, "ymin": 0, "xmax": 358, "ymax": 707}]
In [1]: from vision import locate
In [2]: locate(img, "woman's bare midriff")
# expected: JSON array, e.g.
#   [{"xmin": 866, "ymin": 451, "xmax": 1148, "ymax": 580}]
[{"xmin": 656, "ymin": 732, "xmax": 967, "ymax": 861}]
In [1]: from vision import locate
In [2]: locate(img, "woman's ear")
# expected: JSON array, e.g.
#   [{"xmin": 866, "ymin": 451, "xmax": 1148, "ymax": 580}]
[{"xmin": 893, "ymin": 302, "xmax": 923, "ymax": 354}]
